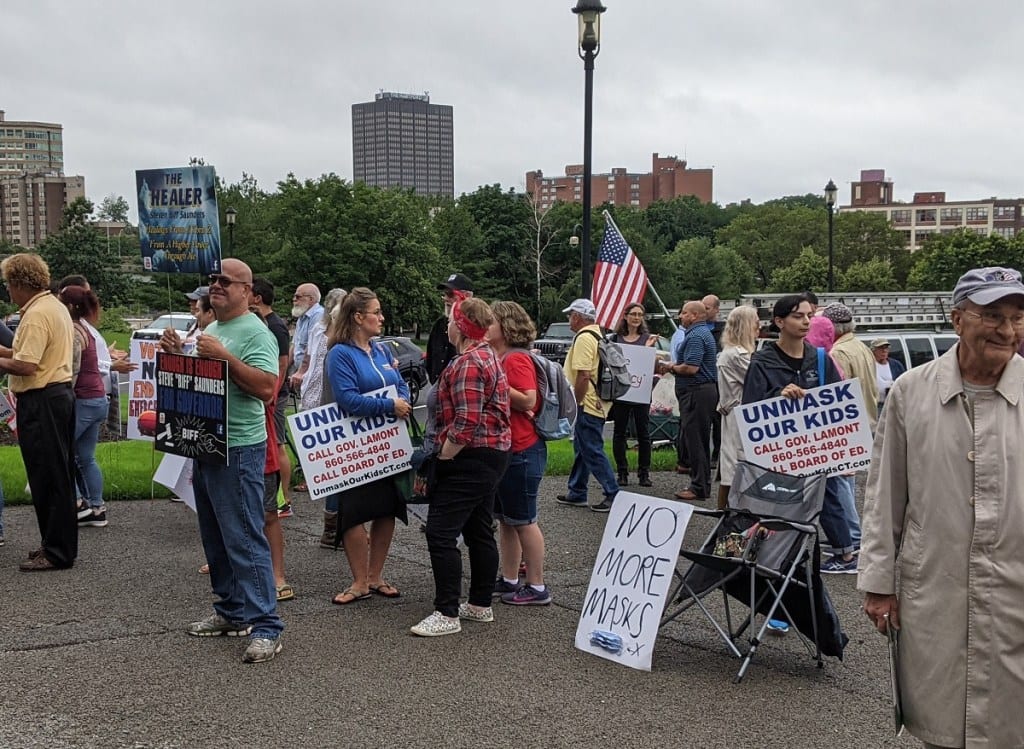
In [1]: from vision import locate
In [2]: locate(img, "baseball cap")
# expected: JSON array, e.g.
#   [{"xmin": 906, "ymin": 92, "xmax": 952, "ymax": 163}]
[
  {"xmin": 821, "ymin": 303, "xmax": 853, "ymax": 324},
  {"xmin": 186, "ymin": 286, "xmax": 209, "ymax": 300},
  {"xmin": 437, "ymin": 273, "xmax": 474, "ymax": 293},
  {"xmin": 952, "ymin": 267, "xmax": 1024, "ymax": 306},
  {"xmin": 870, "ymin": 338, "xmax": 890, "ymax": 349},
  {"xmin": 562, "ymin": 298, "xmax": 597, "ymax": 319}
]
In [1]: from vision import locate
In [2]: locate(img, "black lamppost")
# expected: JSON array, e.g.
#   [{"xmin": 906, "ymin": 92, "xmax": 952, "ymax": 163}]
[
  {"xmin": 824, "ymin": 179, "xmax": 837, "ymax": 292},
  {"xmin": 573, "ymin": 0, "xmax": 606, "ymax": 299},
  {"xmin": 225, "ymin": 206, "xmax": 237, "ymax": 256}
]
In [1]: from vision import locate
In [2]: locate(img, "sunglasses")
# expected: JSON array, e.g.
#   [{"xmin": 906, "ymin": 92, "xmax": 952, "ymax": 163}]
[{"xmin": 208, "ymin": 274, "xmax": 246, "ymax": 288}]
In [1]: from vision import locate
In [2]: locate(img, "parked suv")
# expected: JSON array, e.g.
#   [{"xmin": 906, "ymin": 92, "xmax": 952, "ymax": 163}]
[
  {"xmin": 534, "ymin": 322, "xmax": 575, "ymax": 364},
  {"xmin": 376, "ymin": 336, "xmax": 428, "ymax": 404}
]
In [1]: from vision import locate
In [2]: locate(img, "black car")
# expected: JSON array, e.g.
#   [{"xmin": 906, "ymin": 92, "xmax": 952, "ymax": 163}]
[{"xmin": 376, "ymin": 336, "xmax": 428, "ymax": 404}]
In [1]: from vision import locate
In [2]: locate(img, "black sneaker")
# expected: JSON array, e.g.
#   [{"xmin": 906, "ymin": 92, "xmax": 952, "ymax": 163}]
[
  {"xmin": 591, "ymin": 498, "xmax": 614, "ymax": 513},
  {"xmin": 555, "ymin": 495, "xmax": 588, "ymax": 507},
  {"xmin": 79, "ymin": 508, "xmax": 108, "ymax": 528},
  {"xmin": 76, "ymin": 500, "xmax": 92, "ymax": 521},
  {"xmin": 492, "ymin": 577, "xmax": 519, "ymax": 599}
]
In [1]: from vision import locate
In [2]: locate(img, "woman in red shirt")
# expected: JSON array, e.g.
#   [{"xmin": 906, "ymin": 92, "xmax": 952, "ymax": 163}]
[
  {"xmin": 488, "ymin": 301, "xmax": 550, "ymax": 606},
  {"xmin": 410, "ymin": 297, "xmax": 512, "ymax": 637}
]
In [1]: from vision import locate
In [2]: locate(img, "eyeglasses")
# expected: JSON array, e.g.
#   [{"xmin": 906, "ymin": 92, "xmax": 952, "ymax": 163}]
[
  {"xmin": 960, "ymin": 309, "xmax": 1024, "ymax": 329},
  {"xmin": 359, "ymin": 309, "xmax": 384, "ymax": 318},
  {"xmin": 209, "ymin": 274, "xmax": 246, "ymax": 288},
  {"xmin": 626, "ymin": 311, "xmax": 645, "ymax": 317},
  {"xmin": 292, "ymin": 293, "xmax": 312, "ymax": 301}
]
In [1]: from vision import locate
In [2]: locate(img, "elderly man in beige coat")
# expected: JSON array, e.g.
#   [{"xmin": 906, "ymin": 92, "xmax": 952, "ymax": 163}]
[{"xmin": 858, "ymin": 267, "xmax": 1024, "ymax": 749}]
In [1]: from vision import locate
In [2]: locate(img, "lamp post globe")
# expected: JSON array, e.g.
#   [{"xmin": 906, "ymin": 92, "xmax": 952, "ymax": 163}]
[
  {"xmin": 225, "ymin": 206, "xmax": 237, "ymax": 255},
  {"xmin": 572, "ymin": 0, "xmax": 607, "ymax": 299}
]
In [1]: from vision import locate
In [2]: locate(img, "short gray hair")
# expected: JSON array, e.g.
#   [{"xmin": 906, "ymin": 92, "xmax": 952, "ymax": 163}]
[{"xmin": 833, "ymin": 319, "xmax": 855, "ymax": 336}]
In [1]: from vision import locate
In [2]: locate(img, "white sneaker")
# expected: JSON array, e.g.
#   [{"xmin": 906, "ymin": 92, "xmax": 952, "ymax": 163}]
[
  {"xmin": 410, "ymin": 611, "xmax": 462, "ymax": 637},
  {"xmin": 458, "ymin": 603, "xmax": 494, "ymax": 623}
]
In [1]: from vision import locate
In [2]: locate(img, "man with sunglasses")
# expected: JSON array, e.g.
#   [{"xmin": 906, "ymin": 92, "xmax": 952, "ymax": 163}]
[
  {"xmin": 160, "ymin": 259, "xmax": 284, "ymax": 663},
  {"xmin": 859, "ymin": 267, "xmax": 1024, "ymax": 747}
]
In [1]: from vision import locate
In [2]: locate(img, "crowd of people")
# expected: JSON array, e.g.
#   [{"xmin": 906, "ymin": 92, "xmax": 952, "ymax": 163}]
[{"xmin": 3, "ymin": 250, "xmax": 1024, "ymax": 745}]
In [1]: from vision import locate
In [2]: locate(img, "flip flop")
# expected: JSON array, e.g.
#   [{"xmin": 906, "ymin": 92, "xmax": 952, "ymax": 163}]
[
  {"xmin": 276, "ymin": 584, "xmax": 295, "ymax": 602},
  {"xmin": 368, "ymin": 582, "xmax": 401, "ymax": 599},
  {"xmin": 331, "ymin": 587, "xmax": 371, "ymax": 605}
]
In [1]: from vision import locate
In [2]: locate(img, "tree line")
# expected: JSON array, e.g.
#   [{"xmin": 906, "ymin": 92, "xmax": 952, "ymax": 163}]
[{"xmin": 3, "ymin": 174, "xmax": 1023, "ymax": 334}]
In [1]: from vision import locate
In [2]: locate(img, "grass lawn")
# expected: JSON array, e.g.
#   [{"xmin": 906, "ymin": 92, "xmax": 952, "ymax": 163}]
[{"xmin": 0, "ymin": 434, "xmax": 678, "ymax": 505}]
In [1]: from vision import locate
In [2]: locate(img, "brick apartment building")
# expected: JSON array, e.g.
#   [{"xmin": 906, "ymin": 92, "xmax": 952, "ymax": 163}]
[
  {"xmin": 844, "ymin": 168, "xmax": 1023, "ymax": 250},
  {"xmin": 0, "ymin": 109, "xmax": 86, "ymax": 248},
  {"xmin": 526, "ymin": 152, "xmax": 713, "ymax": 211}
]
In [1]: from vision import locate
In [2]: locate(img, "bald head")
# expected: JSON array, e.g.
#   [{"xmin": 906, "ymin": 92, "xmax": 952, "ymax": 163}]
[
  {"xmin": 222, "ymin": 258, "xmax": 253, "ymax": 283},
  {"xmin": 702, "ymin": 294, "xmax": 720, "ymax": 321},
  {"xmin": 296, "ymin": 283, "xmax": 321, "ymax": 304},
  {"xmin": 684, "ymin": 301, "xmax": 707, "ymax": 319}
]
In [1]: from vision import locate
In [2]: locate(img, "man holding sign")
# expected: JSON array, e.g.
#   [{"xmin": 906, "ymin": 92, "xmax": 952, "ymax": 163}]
[{"xmin": 160, "ymin": 258, "xmax": 284, "ymax": 664}]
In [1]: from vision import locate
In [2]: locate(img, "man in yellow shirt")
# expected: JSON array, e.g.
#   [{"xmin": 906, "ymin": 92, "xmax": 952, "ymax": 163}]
[
  {"xmin": 0, "ymin": 253, "xmax": 77, "ymax": 571},
  {"xmin": 556, "ymin": 299, "xmax": 619, "ymax": 513}
]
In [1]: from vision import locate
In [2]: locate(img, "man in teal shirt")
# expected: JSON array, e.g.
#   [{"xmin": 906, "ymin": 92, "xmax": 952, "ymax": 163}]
[{"xmin": 161, "ymin": 258, "xmax": 283, "ymax": 663}]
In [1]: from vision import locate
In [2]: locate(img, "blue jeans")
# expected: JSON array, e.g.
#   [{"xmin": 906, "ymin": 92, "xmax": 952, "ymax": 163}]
[
  {"xmin": 841, "ymin": 476, "xmax": 861, "ymax": 548},
  {"xmin": 820, "ymin": 477, "xmax": 855, "ymax": 555},
  {"xmin": 496, "ymin": 440, "xmax": 547, "ymax": 525},
  {"xmin": 566, "ymin": 409, "xmax": 619, "ymax": 501},
  {"xmin": 193, "ymin": 443, "xmax": 283, "ymax": 639},
  {"xmin": 74, "ymin": 396, "xmax": 108, "ymax": 508}
]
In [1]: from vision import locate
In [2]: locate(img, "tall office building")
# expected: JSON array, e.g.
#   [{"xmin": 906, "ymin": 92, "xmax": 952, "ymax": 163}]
[
  {"xmin": 352, "ymin": 92, "xmax": 454, "ymax": 197},
  {"xmin": 0, "ymin": 110, "xmax": 85, "ymax": 247}
]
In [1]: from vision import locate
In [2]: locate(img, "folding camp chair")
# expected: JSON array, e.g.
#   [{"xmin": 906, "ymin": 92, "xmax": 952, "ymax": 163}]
[{"xmin": 660, "ymin": 461, "xmax": 847, "ymax": 682}]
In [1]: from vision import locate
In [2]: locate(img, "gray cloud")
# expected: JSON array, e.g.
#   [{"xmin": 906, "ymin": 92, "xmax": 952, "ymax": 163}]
[{"xmin": 2, "ymin": 0, "xmax": 1020, "ymax": 220}]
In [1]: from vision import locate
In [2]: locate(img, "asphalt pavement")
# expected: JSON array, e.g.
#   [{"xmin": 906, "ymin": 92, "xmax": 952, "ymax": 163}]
[{"xmin": 0, "ymin": 469, "xmax": 917, "ymax": 749}]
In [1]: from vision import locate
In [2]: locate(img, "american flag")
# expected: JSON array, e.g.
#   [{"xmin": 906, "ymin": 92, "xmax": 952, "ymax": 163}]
[{"xmin": 591, "ymin": 217, "xmax": 648, "ymax": 330}]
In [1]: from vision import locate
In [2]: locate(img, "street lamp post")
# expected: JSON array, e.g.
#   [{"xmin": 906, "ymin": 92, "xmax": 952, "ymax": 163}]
[
  {"xmin": 225, "ymin": 206, "xmax": 237, "ymax": 256},
  {"xmin": 573, "ymin": 0, "xmax": 606, "ymax": 299},
  {"xmin": 824, "ymin": 179, "xmax": 837, "ymax": 292}
]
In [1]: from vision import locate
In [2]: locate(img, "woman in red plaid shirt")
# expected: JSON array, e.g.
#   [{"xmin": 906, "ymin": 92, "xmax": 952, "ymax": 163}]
[{"xmin": 410, "ymin": 297, "xmax": 512, "ymax": 637}]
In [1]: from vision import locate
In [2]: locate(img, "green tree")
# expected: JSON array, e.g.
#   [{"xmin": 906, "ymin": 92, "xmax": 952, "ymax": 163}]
[
  {"xmin": 38, "ymin": 197, "xmax": 133, "ymax": 305},
  {"xmin": 839, "ymin": 259, "xmax": 899, "ymax": 292},
  {"xmin": 834, "ymin": 211, "xmax": 912, "ymax": 286},
  {"xmin": 458, "ymin": 184, "xmax": 534, "ymax": 302},
  {"xmin": 906, "ymin": 230, "xmax": 1024, "ymax": 291},
  {"xmin": 716, "ymin": 204, "xmax": 826, "ymax": 290},
  {"xmin": 769, "ymin": 247, "xmax": 829, "ymax": 293},
  {"xmin": 96, "ymin": 194, "xmax": 130, "ymax": 223},
  {"xmin": 662, "ymin": 237, "xmax": 755, "ymax": 305}
]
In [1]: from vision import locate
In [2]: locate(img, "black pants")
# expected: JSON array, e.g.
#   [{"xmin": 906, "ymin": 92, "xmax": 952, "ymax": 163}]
[
  {"xmin": 680, "ymin": 382, "xmax": 717, "ymax": 498},
  {"xmin": 674, "ymin": 386, "xmax": 690, "ymax": 468},
  {"xmin": 611, "ymin": 401, "xmax": 651, "ymax": 473},
  {"xmin": 425, "ymin": 448, "xmax": 511, "ymax": 617},
  {"xmin": 17, "ymin": 383, "xmax": 77, "ymax": 567}
]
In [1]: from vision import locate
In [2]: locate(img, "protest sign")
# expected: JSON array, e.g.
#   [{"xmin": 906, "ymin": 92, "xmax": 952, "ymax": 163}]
[
  {"xmin": 127, "ymin": 339, "xmax": 159, "ymax": 440},
  {"xmin": 136, "ymin": 165, "xmax": 222, "ymax": 275},
  {"xmin": 738, "ymin": 380, "xmax": 873, "ymax": 477},
  {"xmin": 0, "ymin": 390, "xmax": 16, "ymax": 434},
  {"xmin": 616, "ymin": 345, "xmax": 658, "ymax": 405},
  {"xmin": 154, "ymin": 352, "xmax": 228, "ymax": 466},
  {"xmin": 575, "ymin": 492, "xmax": 692, "ymax": 671},
  {"xmin": 153, "ymin": 452, "xmax": 195, "ymax": 511},
  {"xmin": 287, "ymin": 385, "xmax": 413, "ymax": 500}
]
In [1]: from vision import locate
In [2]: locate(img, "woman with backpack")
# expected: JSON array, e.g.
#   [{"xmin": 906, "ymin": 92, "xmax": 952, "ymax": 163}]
[
  {"xmin": 488, "ymin": 301, "xmax": 550, "ymax": 606},
  {"xmin": 610, "ymin": 302, "xmax": 657, "ymax": 487}
]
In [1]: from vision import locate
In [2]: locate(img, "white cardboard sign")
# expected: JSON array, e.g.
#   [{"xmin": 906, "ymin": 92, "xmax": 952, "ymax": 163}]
[
  {"xmin": 127, "ymin": 339, "xmax": 159, "ymax": 440},
  {"xmin": 152, "ymin": 452, "xmax": 195, "ymax": 511},
  {"xmin": 738, "ymin": 380, "xmax": 873, "ymax": 476},
  {"xmin": 575, "ymin": 492, "xmax": 692, "ymax": 671},
  {"xmin": 287, "ymin": 385, "xmax": 413, "ymax": 500},
  {"xmin": 616, "ymin": 345, "xmax": 658, "ymax": 405}
]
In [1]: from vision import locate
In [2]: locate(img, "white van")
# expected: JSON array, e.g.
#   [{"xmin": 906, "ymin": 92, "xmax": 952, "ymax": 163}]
[{"xmin": 854, "ymin": 330, "xmax": 958, "ymax": 370}]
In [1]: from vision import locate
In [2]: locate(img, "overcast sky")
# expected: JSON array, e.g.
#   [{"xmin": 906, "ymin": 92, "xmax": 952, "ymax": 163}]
[{"xmin": 3, "ymin": 0, "xmax": 1021, "ymax": 218}]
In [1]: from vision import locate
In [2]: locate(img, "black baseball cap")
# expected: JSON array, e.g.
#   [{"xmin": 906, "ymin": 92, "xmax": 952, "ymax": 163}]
[{"xmin": 437, "ymin": 273, "xmax": 474, "ymax": 293}]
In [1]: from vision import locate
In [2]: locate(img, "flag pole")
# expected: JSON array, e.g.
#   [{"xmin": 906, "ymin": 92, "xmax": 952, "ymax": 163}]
[{"xmin": 601, "ymin": 210, "xmax": 674, "ymax": 327}]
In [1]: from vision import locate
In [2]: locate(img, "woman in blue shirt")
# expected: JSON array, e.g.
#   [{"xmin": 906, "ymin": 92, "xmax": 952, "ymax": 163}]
[{"xmin": 325, "ymin": 287, "xmax": 412, "ymax": 605}]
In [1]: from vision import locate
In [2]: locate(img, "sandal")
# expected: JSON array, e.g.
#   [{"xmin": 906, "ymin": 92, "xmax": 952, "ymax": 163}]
[
  {"xmin": 276, "ymin": 583, "xmax": 295, "ymax": 602},
  {"xmin": 368, "ymin": 582, "xmax": 401, "ymax": 598},
  {"xmin": 331, "ymin": 587, "xmax": 371, "ymax": 605}
]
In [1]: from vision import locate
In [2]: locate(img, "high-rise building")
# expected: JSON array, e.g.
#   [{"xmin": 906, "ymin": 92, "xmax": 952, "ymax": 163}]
[
  {"xmin": 351, "ymin": 92, "xmax": 454, "ymax": 197},
  {"xmin": 0, "ymin": 110, "xmax": 85, "ymax": 248},
  {"xmin": 526, "ymin": 153, "xmax": 713, "ymax": 211}
]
